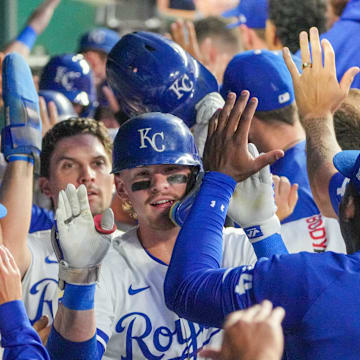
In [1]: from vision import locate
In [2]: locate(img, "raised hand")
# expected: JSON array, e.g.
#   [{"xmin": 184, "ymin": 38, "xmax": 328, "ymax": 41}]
[{"xmin": 203, "ymin": 91, "xmax": 284, "ymax": 182}]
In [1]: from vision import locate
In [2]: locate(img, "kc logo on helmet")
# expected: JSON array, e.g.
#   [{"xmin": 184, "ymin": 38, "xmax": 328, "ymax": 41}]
[
  {"xmin": 169, "ymin": 74, "xmax": 194, "ymax": 100},
  {"xmin": 138, "ymin": 128, "xmax": 165, "ymax": 152},
  {"xmin": 54, "ymin": 67, "xmax": 81, "ymax": 91}
]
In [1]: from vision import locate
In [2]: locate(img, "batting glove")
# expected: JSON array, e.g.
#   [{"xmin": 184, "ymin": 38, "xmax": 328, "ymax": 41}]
[
  {"xmin": 51, "ymin": 184, "xmax": 116, "ymax": 290},
  {"xmin": 193, "ymin": 92, "xmax": 225, "ymax": 156},
  {"xmin": 228, "ymin": 143, "xmax": 281, "ymax": 243}
]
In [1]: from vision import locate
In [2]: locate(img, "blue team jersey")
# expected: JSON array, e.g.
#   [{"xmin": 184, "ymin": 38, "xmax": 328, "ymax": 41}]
[
  {"xmin": 270, "ymin": 141, "xmax": 319, "ymax": 223},
  {"xmin": 165, "ymin": 172, "xmax": 359, "ymax": 359}
]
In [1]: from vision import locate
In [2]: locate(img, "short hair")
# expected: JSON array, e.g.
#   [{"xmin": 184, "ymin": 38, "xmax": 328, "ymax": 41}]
[
  {"xmin": 194, "ymin": 16, "xmax": 241, "ymax": 50},
  {"xmin": 334, "ymin": 89, "xmax": 360, "ymax": 150},
  {"xmin": 40, "ymin": 117, "xmax": 113, "ymax": 178},
  {"xmin": 255, "ymin": 102, "xmax": 299, "ymax": 126},
  {"xmin": 330, "ymin": 0, "xmax": 349, "ymax": 17},
  {"xmin": 268, "ymin": 0, "xmax": 327, "ymax": 53}
]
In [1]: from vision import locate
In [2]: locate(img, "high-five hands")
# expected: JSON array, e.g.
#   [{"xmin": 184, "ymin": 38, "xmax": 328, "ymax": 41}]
[{"xmin": 52, "ymin": 184, "xmax": 115, "ymax": 289}]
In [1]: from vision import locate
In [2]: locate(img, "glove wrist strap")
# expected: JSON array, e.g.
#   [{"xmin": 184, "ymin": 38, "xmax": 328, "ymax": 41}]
[
  {"xmin": 58, "ymin": 261, "xmax": 101, "ymax": 290},
  {"xmin": 244, "ymin": 215, "xmax": 281, "ymax": 243}
]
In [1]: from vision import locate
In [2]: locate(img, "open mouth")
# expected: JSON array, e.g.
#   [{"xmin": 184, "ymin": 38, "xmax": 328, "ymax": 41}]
[{"xmin": 150, "ymin": 199, "xmax": 175, "ymax": 208}]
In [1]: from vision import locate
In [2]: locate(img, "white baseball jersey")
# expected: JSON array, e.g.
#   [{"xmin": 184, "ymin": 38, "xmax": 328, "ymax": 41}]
[
  {"xmin": 22, "ymin": 230, "xmax": 59, "ymax": 326},
  {"xmin": 21, "ymin": 228, "xmax": 124, "ymax": 326},
  {"xmin": 281, "ymin": 214, "xmax": 346, "ymax": 254},
  {"xmin": 95, "ymin": 226, "xmax": 256, "ymax": 359}
]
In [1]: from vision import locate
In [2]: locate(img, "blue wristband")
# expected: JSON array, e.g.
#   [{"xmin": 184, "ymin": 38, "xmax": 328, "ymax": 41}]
[
  {"xmin": 61, "ymin": 283, "xmax": 96, "ymax": 311},
  {"xmin": 7, "ymin": 154, "xmax": 34, "ymax": 164},
  {"xmin": 16, "ymin": 26, "xmax": 38, "ymax": 49}
]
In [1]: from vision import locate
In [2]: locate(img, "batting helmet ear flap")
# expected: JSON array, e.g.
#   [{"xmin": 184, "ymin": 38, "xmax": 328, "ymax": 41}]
[
  {"xmin": 111, "ymin": 112, "xmax": 203, "ymax": 174},
  {"xmin": 106, "ymin": 31, "xmax": 218, "ymax": 128}
]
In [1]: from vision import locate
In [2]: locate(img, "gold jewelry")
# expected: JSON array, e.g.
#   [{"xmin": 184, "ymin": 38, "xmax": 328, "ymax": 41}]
[{"xmin": 302, "ymin": 62, "xmax": 312, "ymax": 70}]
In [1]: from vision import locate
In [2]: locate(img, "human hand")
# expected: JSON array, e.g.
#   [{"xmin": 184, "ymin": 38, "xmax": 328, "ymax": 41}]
[
  {"xmin": 273, "ymin": 176, "xmax": 298, "ymax": 222},
  {"xmin": 33, "ymin": 315, "xmax": 51, "ymax": 345},
  {"xmin": 283, "ymin": 27, "xmax": 359, "ymax": 124},
  {"xmin": 0, "ymin": 245, "xmax": 22, "ymax": 306},
  {"xmin": 52, "ymin": 184, "xmax": 115, "ymax": 289},
  {"xmin": 199, "ymin": 300, "xmax": 285, "ymax": 360},
  {"xmin": 28, "ymin": 0, "xmax": 61, "ymax": 35},
  {"xmin": 203, "ymin": 91, "xmax": 283, "ymax": 182},
  {"xmin": 39, "ymin": 96, "xmax": 58, "ymax": 137}
]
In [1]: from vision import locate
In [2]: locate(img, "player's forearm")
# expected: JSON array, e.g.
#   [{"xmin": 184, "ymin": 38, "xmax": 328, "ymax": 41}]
[
  {"xmin": 47, "ymin": 303, "xmax": 100, "ymax": 360},
  {"xmin": 165, "ymin": 172, "xmax": 237, "ymax": 327},
  {"xmin": 0, "ymin": 161, "xmax": 33, "ymax": 274},
  {"xmin": 303, "ymin": 115, "xmax": 341, "ymax": 218}
]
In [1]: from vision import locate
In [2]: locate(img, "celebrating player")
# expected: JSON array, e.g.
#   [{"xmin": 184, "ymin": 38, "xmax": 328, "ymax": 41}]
[{"xmin": 164, "ymin": 28, "xmax": 360, "ymax": 359}]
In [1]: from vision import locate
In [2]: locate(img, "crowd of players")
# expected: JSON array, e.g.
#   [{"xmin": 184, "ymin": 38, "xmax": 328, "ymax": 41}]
[{"xmin": 0, "ymin": 0, "xmax": 360, "ymax": 359}]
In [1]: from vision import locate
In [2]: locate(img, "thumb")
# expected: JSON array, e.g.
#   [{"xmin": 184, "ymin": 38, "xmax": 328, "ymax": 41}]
[
  {"xmin": 253, "ymin": 150, "xmax": 284, "ymax": 173},
  {"xmin": 101, "ymin": 208, "xmax": 115, "ymax": 231},
  {"xmin": 340, "ymin": 67, "xmax": 360, "ymax": 93}
]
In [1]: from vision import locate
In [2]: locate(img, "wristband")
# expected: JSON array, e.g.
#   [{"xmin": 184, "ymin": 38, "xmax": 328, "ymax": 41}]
[
  {"xmin": 7, "ymin": 154, "xmax": 34, "ymax": 164},
  {"xmin": 16, "ymin": 26, "xmax": 38, "ymax": 49},
  {"xmin": 61, "ymin": 283, "xmax": 96, "ymax": 311}
]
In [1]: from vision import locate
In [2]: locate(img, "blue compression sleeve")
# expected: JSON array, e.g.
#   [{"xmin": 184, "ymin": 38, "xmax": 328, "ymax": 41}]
[
  {"xmin": 0, "ymin": 300, "xmax": 50, "ymax": 360},
  {"xmin": 47, "ymin": 327, "xmax": 103, "ymax": 360},
  {"xmin": 165, "ymin": 172, "xmax": 239, "ymax": 327}
]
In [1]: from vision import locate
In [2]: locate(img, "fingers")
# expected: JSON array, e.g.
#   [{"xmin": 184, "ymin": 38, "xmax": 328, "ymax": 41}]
[
  {"xmin": 309, "ymin": 27, "xmax": 322, "ymax": 70},
  {"xmin": 216, "ymin": 92, "xmax": 236, "ymax": 133},
  {"xmin": 48, "ymin": 100, "xmax": 58, "ymax": 127},
  {"xmin": 65, "ymin": 184, "xmax": 80, "ymax": 217},
  {"xmin": 170, "ymin": 20, "xmax": 186, "ymax": 49},
  {"xmin": 288, "ymin": 183, "xmax": 299, "ymax": 210},
  {"xmin": 2, "ymin": 246, "xmax": 19, "ymax": 274},
  {"xmin": 207, "ymin": 108, "xmax": 221, "ymax": 139},
  {"xmin": 77, "ymin": 184, "xmax": 91, "ymax": 213},
  {"xmin": 299, "ymin": 31, "xmax": 311, "ymax": 66},
  {"xmin": 185, "ymin": 20, "xmax": 200, "ymax": 56},
  {"xmin": 282, "ymin": 47, "xmax": 300, "ymax": 81},
  {"xmin": 234, "ymin": 96, "xmax": 257, "ymax": 144},
  {"xmin": 33, "ymin": 315, "xmax": 49, "ymax": 332},
  {"xmin": 225, "ymin": 91, "xmax": 251, "ymax": 138},
  {"xmin": 61, "ymin": 190, "xmax": 72, "ymax": 219},
  {"xmin": 322, "ymin": 39, "xmax": 336, "ymax": 74},
  {"xmin": 197, "ymin": 348, "xmax": 221, "ymax": 359},
  {"xmin": 269, "ymin": 306, "xmax": 286, "ymax": 324},
  {"xmin": 56, "ymin": 190, "xmax": 66, "ymax": 227}
]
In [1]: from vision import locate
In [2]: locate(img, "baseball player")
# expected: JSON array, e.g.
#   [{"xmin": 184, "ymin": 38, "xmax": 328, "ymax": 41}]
[
  {"xmin": 221, "ymin": 49, "xmax": 344, "ymax": 254},
  {"xmin": 0, "ymin": 52, "xmax": 119, "ymax": 335},
  {"xmin": 46, "ymin": 105, "xmax": 285, "ymax": 359},
  {"xmin": 164, "ymin": 28, "xmax": 360, "ymax": 360}
]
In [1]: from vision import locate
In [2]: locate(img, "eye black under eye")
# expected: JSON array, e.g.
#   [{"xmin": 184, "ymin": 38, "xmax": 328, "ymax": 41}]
[{"xmin": 131, "ymin": 180, "xmax": 151, "ymax": 192}]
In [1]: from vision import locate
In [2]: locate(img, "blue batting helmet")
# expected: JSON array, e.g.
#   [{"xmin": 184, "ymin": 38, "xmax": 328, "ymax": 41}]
[
  {"xmin": 78, "ymin": 27, "xmax": 120, "ymax": 54},
  {"xmin": 106, "ymin": 31, "xmax": 218, "ymax": 128},
  {"xmin": 39, "ymin": 54, "xmax": 97, "ymax": 117},
  {"xmin": 111, "ymin": 112, "xmax": 202, "ymax": 173},
  {"xmin": 38, "ymin": 90, "xmax": 77, "ymax": 122}
]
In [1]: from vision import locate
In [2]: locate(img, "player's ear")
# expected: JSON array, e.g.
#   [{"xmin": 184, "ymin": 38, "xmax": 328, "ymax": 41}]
[
  {"xmin": 114, "ymin": 174, "xmax": 130, "ymax": 202},
  {"xmin": 38, "ymin": 177, "xmax": 53, "ymax": 197}
]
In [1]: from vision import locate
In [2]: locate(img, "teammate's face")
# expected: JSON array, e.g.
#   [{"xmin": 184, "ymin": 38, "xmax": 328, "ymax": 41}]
[
  {"xmin": 115, "ymin": 164, "xmax": 191, "ymax": 230},
  {"xmin": 39, "ymin": 133, "xmax": 114, "ymax": 215}
]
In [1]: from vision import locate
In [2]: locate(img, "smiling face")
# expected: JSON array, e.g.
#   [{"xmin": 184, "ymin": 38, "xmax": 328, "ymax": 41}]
[
  {"xmin": 39, "ymin": 133, "xmax": 114, "ymax": 215},
  {"xmin": 115, "ymin": 164, "xmax": 192, "ymax": 231}
]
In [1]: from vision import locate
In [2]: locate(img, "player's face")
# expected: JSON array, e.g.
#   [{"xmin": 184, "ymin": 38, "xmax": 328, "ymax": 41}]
[
  {"xmin": 40, "ymin": 133, "xmax": 114, "ymax": 216},
  {"xmin": 115, "ymin": 164, "xmax": 191, "ymax": 230}
]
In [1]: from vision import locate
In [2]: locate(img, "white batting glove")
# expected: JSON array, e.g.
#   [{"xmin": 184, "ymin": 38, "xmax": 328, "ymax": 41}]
[
  {"xmin": 228, "ymin": 143, "xmax": 281, "ymax": 242},
  {"xmin": 193, "ymin": 92, "xmax": 225, "ymax": 156},
  {"xmin": 52, "ymin": 183, "xmax": 115, "ymax": 289}
]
